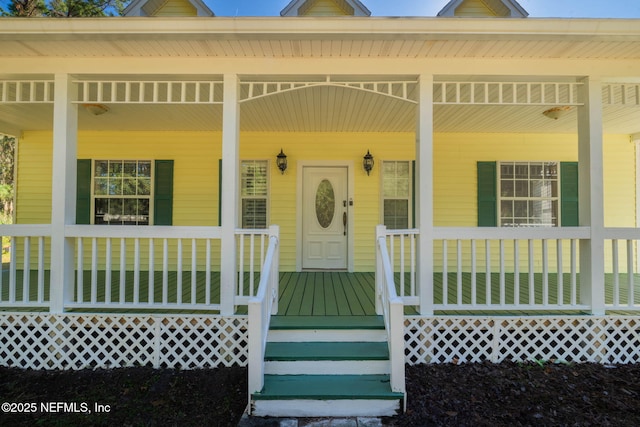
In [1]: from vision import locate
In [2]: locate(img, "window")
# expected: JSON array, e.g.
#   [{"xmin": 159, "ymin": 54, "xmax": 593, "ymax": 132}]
[
  {"xmin": 382, "ymin": 161, "xmax": 411, "ymax": 229},
  {"xmin": 93, "ymin": 160, "xmax": 152, "ymax": 225},
  {"xmin": 241, "ymin": 160, "xmax": 268, "ymax": 228},
  {"xmin": 499, "ymin": 162, "xmax": 558, "ymax": 227}
]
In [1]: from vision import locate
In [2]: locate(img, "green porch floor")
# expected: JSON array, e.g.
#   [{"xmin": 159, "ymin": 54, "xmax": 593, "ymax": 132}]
[{"xmin": 1, "ymin": 269, "xmax": 639, "ymax": 315}]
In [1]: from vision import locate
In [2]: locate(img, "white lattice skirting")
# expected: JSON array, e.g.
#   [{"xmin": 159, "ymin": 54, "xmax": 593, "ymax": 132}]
[
  {"xmin": 0, "ymin": 313, "xmax": 248, "ymax": 370},
  {"xmin": 405, "ymin": 316, "xmax": 640, "ymax": 365}
]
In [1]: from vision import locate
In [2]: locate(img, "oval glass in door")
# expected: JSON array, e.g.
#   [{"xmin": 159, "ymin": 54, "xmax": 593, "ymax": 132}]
[{"xmin": 315, "ymin": 179, "xmax": 335, "ymax": 228}]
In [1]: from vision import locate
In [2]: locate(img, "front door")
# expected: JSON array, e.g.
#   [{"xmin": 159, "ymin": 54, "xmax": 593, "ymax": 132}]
[{"xmin": 302, "ymin": 166, "xmax": 349, "ymax": 270}]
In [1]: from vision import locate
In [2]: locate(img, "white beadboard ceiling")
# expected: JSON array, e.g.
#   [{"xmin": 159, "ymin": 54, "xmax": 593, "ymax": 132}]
[
  {"xmin": 1, "ymin": 18, "xmax": 640, "ymax": 134},
  {"xmin": 1, "ymin": 85, "xmax": 639, "ymax": 135}
]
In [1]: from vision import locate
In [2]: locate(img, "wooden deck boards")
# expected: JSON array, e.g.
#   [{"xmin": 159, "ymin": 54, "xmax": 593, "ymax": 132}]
[{"xmin": 1, "ymin": 269, "xmax": 639, "ymax": 316}]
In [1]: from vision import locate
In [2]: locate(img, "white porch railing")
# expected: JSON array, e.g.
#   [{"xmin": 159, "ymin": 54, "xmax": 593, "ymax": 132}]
[
  {"xmin": 0, "ymin": 225, "xmax": 52, "ymax": 308},
  {"xmin": 235, "ymin": 228, "xmax": 272, "ymax": 305},
  {"xmin": 66, "ymin": 225, "xmax": 222, "ymax": 311},
  {"xmin": 604, "ymin": 228, "xmax": 640, "ymax": 311},
  {"xmin": 247, "ymin": 226, "xmax": 280, "ymax": 404},
  {"xmin": 375, "ymin": 225, "xmax": 406, "ymax": 400},
  {"xmin": 378, "ymin": 226, "xmax": 593, "ymax": 312}
]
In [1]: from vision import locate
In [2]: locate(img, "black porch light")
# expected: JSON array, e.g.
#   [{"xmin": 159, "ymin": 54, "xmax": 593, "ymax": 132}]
[
  {"xmin": 363, "ymin": 150, "xmax": 374, "ymax": 176},
  {"xmin": 276, "ymin": 149, "xmax": 288, "ymax": 174}
]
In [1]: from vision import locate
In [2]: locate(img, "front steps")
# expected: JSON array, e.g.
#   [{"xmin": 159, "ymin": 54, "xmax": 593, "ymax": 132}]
[{"xmin": 251, "ymin": 315, "xmax": 404, "ymax": 417}]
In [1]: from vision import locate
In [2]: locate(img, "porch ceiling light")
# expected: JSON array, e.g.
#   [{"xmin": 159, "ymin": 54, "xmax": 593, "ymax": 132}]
[
  {"xmin": 276, "ymin": 149, "xmax": 287, "ymax": 174},
  {"xmin": 542, "ymin": 106, "xmax": 571, "ymax": 120},
  {"xmin": 82, "ymin": 103, "xmax": 110, "ymax": 116},
  {"xmin": 363, "ymin": 150, "xmax": 374, "ymax": 176}
]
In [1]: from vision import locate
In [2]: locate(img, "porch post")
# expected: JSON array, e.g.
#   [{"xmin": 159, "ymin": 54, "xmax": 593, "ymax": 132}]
[
  {"xmin": 49, "ymin": 74, "xmax": 78, "ymax": 313},
  {"xmin": 577, "ymin": 76, "xmax": 605, "ymax": 315},
  {"xmin": 220, "ymin": 74, "xmax": 240, "ymax": 316},
  {"xmin": 416, "ymin": 74, "xmax": 434, "ymax": 315},
  {"xmin": 634, "ymin": 135, "xmax": 640, "ymax": 271}
]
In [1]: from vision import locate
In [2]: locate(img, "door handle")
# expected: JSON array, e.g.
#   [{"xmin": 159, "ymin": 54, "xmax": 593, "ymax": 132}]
[{"xmin": 343, "ymin": 212, "xmax": 347, "ymax": 236}]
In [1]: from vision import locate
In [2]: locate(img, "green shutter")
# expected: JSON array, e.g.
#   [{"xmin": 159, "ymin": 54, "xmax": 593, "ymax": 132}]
[
  {"xmin": 411, "ymin": 160, "xmax": 416, "ymax": 228},
  {"xmin": 477, "ymin": 162, "xmax": 497, "ymax": 227},
  {"xmin": 154, "ymin": 160, "xmax": 174, "ymax": 226},
  {"xmin": 560, "ymin": 162, "xmax": 579, "ymax": 226},
  {"xmin": 76, "ymin": 159, "xmax": 92, "ymax": 224}
]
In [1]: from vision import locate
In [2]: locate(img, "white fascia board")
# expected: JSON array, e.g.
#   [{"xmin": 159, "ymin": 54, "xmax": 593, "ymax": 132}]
[{"xmin": 1, "ymin": 17, "xmax": 640, "ymax": 41}]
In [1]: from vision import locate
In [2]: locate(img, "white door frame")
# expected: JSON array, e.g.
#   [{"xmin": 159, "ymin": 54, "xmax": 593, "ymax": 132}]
[{"xmin": 296, "ymin": 160, "xmax": 355, "ymax": 272}]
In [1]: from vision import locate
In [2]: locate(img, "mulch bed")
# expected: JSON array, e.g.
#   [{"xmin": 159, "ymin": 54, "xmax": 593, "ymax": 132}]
[{"xmin": 1, "ymin": 362, "xmax": 640, "ymax": 426}]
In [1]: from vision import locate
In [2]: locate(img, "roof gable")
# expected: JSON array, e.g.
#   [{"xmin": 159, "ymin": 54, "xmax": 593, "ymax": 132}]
[
  {"xmin": 438, "ymin": 0, "xmax": 528, "ymax": 17},
  {"xmin": 281, "ymin": 0, "xmax": 371, "ymax": 16},
  {"xmin": 123, "ymin": 0, "xmax": 214, "ymax": 17}
]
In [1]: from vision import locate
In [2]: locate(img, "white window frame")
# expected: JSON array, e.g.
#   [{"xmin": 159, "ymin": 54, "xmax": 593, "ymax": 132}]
[
  {"xmin": 91, "ymin": 159, "xmax": 154, "ymax": 226},
  {"xmin": 240, "ymin": 159, "xmax": 270, "ymax": 229},
  {"xmin": 380, "ymin": 160, "xmax": 412, "ymax": 230},
  {"xmin": 498, "ymin": 161, "xmax": 560, "ymax": 227}
]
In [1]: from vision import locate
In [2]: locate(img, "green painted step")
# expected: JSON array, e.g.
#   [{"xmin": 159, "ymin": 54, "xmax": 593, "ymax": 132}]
[
  {"xmin": 253, "ymin": 375, "xmax": 403, "ymax": 400},
  {"xmin": 265, "ymin": 341, "xmax": 389, "ymax": 361},
  {"xmin": 270, "ymin": 315, "xmax": 384, "ymax": 330}
]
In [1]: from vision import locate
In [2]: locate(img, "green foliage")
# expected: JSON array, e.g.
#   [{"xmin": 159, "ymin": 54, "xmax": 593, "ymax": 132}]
[
  {"xmin": 1, "ymin": 0, "xmax": 47, "ymax": 16},
  {"xmin": 0, "ymin": 135, "xmax": 15, "ymax": 223},
  {"xmin": 2, "ymin": 0, "xmax": 130, "ymax": 17}
]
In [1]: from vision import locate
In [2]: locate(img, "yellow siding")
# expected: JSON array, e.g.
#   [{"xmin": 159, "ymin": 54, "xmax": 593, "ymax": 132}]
[
  {"xmin": 16, "ymin": 131, "xmax": 53, "ymax": 224},
  {"xmin": 433, "ymin": 133, "xmax": 635, "ymax": 228},
  {"xmin": 153, "ymin": 0, "xmax": 197, "ymax": 17},
  {"xmin": 15, "ymin": 130, "xmax": 636, "ymax": 273},
  {"xmin": 240, "ymin": 132, "xmax": 415, "ymax": 271},
  {"xmin": 454, "ymin": 0, "xmax": 497, "ymax": 17},
  {"xmin": 301, "ymin": 0, "xmax": 347, "ymax": 16}
]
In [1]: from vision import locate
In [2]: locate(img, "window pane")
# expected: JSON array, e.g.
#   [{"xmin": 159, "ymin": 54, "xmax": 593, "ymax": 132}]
[
  {"xmin": 109, "ymin": 161, "xmax": 122, "ymax": 177},
  {"xmin": 500, "ymin": 180, "xmax": 513, "ymax": 197},
  {"xmin": 94, "ymin": 198, "xmax": 109, "ymax": 224},
  {"xmin": 242, "ymin": 199, "xmax": 267, "ymax": 229},
  {"xmin": 138, "ymin": 161, "xmax": 152, "ymax": 178},
  {"xmin": 515, "ymin": 180, "xmax": 528, "ymax": 197},
  {"xmin": 241, "ymin": 161, "xmax": 268, "ymax": 197},
  {"xmin": 94, "ymin": 178, "xmax": 108, "ymax": 196},
  {"xmin": 95, "ymin": 161, "xmax": 108, "ymax": 177},
  {"xmin": 137, "ymin": 178, "xmax": 151, "ymax": 196},
  {"xmin": 138, "ymin": 199, "xmax": 150, "ymax": 225},
  {"xmin": 382, "ymin": 161, "xmax": 410, "ymax": 228},
  {"xmin": 109, "ymin": 178, "xmax": 122, "ymax": 196},
  {"xmin": 384, "ymin": 200, "xmax": 408, "ymax": 229},
  {"xmin": 123, "ymin": 178, "xmax": 137, "ymax": 196},
  {"xmin": 123, "ymin": 161, "xmax": 137, "ymax": 177},
  {"xmin": 500, "ymin": 163, "xmax": 514, "ymax": 179},
  {"xmin": 514, "ymin": 163, "xmax": 528, "ymax": 179}
]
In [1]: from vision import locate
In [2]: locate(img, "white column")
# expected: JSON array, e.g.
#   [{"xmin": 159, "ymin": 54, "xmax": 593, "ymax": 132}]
[
  {"xmin": 220, "ymin": 74, "xmax": 240, "ymax": 316},
  {"xmin": 49, "ymin": 74, "xmax": 78, "ymax": 313},
  {"xmin": 416, "ymin": 74, "xmax": 434, "ymax": 315},
  {"xmin": 634, "ymin": 135, "xmax": 640, "ymax": 271},
  {"xmin": 577, "ymin": 76, "xmax": 605, "ymax": 315}
]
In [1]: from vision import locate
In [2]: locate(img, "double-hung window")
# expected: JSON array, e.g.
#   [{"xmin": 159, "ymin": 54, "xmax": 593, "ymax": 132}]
[
  {"xmin": 382, "ymin": 160, "xmax": 412, "ymax": 229},
  {"xmin": 240, "ymin": 160, "xmax": 268, "ymax": 229},
  {"xmin": 93, "ymin": 160, "xmax": 152, "ymax": 225},
  {"xmin": 499, "ymin": 162, "xmax": 558, "ymax": 227}
]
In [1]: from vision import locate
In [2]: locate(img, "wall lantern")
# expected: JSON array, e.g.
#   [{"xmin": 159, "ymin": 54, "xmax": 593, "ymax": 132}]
[
  {"xmin": 276, "ymin": 149, "xmax": 288, "ymax": 174},
  {"xmin": 363, "ymin": 150, "xmax": 374, "ymax": 176}
]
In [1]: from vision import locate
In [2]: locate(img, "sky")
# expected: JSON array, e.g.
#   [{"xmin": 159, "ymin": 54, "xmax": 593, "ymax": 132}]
[
  {"xmin": 205, "ymin": 0, "xmax": 640, "ymax": 18},
  {"xmin": 1, "ymin": 0, "xmax": 640, "ymax": 18}
]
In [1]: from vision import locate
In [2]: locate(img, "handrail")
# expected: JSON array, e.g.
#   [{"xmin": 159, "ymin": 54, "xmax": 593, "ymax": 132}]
[
  {"xmin": 375, "ymin": 225, "xmax": 406, "ymax": 405},
  {"xmin": 247, "ymin": 225, "xmax": 279, "ymax": 407}
]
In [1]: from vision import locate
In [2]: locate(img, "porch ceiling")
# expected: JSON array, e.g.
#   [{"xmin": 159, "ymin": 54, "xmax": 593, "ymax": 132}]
[
  {"xmin": 2, "ymin": 88, "xmax": 640, "ymax": 135},
  {"xmin": 2, "ymin": 18, "xmax": 640, "ymax": 60}
]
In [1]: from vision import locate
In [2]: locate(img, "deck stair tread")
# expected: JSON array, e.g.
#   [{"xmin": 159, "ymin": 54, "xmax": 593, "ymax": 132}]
[
  {"xmin": 253, "ymin": 374, "xmax": 403, "ymax": 400},
  {"xmin": 270, "ymin": 315, "xmax": 384, "ymax": 330},
  {"xmin": 264, "ymin": 341, "xmax": 389, "ymax": 361}
]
